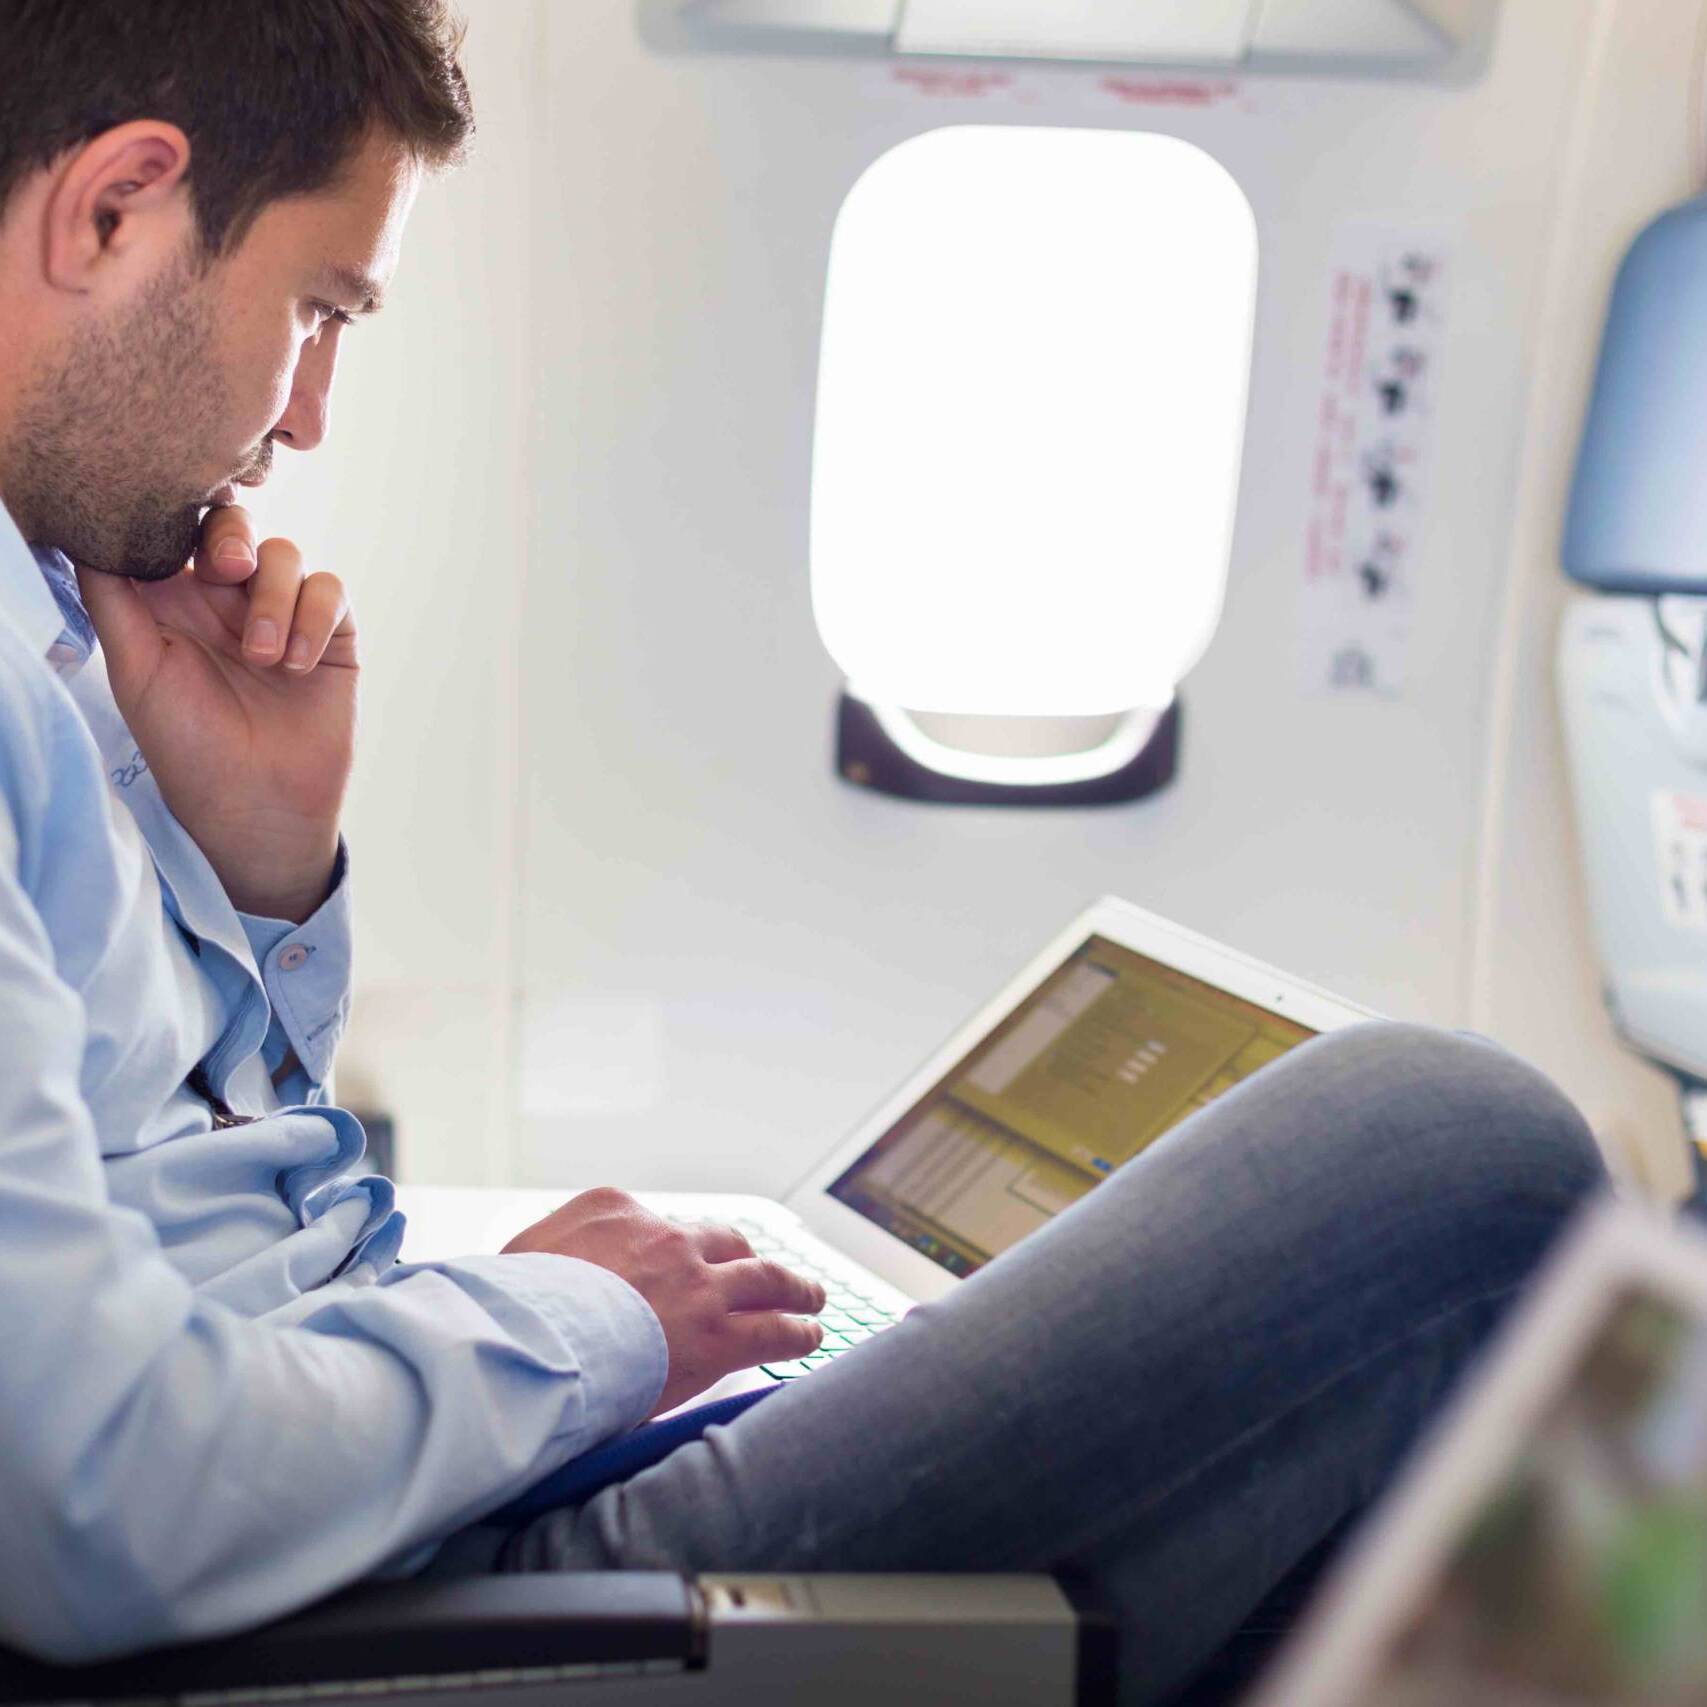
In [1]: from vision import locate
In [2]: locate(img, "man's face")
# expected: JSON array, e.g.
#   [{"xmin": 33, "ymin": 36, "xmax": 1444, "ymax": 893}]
[{"xmin": 10, "ymin": 130, "xmax": 419, "ymax": 580}]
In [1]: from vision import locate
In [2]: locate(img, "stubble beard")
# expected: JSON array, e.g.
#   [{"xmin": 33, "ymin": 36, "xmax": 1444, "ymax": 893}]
[{"xmin": 9, "ymin": 247, "xmax": 237, "ymax": 583}]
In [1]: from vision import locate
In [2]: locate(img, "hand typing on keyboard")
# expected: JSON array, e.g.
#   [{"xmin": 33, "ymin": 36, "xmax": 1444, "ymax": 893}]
[
  {"xmin": 502, "ymin": 1188, "xmax": 827, "ymax": 1416},
  {"xmin": 718, "ymin": 1215, "xmax": 906, "ymax": 1383}
]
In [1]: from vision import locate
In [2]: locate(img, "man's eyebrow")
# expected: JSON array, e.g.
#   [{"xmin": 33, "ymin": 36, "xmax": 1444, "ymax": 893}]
[{"xmin": 319, "ymin": 265, "xmax": 386, "ymax": 315}]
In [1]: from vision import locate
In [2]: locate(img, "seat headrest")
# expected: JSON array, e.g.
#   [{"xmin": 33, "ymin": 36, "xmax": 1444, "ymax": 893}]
[{"xmin": 1565, "ymin": 194, "xmax": 1707, "ymax": 596}]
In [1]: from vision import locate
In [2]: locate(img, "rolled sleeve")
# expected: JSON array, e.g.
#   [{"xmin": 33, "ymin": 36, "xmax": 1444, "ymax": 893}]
[
  {"xmin": 239, "ymin": 841, "xmax": 353, "ymax": 1090},
  {"xmin": 376, "ymin": 1251, "xmax": 671, "ymax": 1441},
  {"xmin": 0, "ymin": 791, "xmax": 670, "ymax": 1661}
]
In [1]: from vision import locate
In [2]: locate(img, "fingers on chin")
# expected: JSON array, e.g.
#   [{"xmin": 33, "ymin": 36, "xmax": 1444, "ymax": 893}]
[
  {"xmin": 281, "ymin": 574, "xmax": 350, "ymax": 671},
  {"xmin": 196, "ymin": 503, "xmax": 258, "ymax": 559}
]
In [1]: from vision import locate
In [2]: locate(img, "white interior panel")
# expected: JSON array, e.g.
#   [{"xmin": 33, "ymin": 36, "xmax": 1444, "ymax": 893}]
[
  {"xmin": 895, "ymin": 0, "xmax": 1255, "ymax": 61},
  {"xmin": 1468, "ymin": 0, "xmax": 1705, "ymax": 1198},
  {"xmin": 506, "ymin": 0, "xmax": 1634, "ymax": 1196},
  {"xmin": 1251, "ymin": 0, "xmax": 1453, "ymax": 57},
  {"xmin": 252, "ymin": 0, "xmax": 1699, "ymax": 1200},
  {"xmin": 1411, "ymin": 0, "xmax": 1487, "ymax": 38},
  {"xmin": 690, "ymin": 0, "xmax": 899, "ymax": 32}
]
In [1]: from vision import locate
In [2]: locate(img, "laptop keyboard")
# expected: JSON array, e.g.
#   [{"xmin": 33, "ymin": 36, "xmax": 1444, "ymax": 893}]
[{"xmin": 716, "ymin": 1214, "xmax": 906, "ymax": 1381}]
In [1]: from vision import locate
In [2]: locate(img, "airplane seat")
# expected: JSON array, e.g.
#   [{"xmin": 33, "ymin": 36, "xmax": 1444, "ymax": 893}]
[
  {"xmin": 0, "ymin": 1570, "xmax": 1114, "ymax": 1707},
  {"xmin": 1558, "ymin": 193, "xmax": 1707, "ymax": 1206}
]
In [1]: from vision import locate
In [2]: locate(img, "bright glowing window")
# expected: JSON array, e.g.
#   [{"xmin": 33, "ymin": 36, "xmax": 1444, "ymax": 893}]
[{"xmin": 810, "ymin": 125, "xmax": 1258, "ymax": 720}]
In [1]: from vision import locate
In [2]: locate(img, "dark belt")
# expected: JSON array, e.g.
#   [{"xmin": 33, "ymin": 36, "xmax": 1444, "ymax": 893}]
[{"xmin": 188, "ymin": 1063, "xmax": 257, "ymax": 1129}]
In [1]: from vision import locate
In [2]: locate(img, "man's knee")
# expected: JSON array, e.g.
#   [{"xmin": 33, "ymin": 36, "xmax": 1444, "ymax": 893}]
[{"xmin": 1288, "ymin": 1020, "xmax": 1606, "ymax": 1228}]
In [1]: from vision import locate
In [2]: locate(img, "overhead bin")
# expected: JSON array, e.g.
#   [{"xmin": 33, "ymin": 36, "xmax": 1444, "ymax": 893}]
[
  {"xmin": 894, "ymin": 0, "xmax": 1255, "ymax": 63},
  {"xmin": 657, "ymin": 0, "xmax": 1500, "ymax": 79}
]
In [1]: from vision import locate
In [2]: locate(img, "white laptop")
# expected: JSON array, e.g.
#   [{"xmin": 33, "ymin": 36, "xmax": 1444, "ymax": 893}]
[
  {"xmin": 1249, "ymin": 1195, "xmax": 1707, "ymax": 1707},
  {"xmin": 397, "ymin": 895, "xmax": 1379, "ymax": 1402}
]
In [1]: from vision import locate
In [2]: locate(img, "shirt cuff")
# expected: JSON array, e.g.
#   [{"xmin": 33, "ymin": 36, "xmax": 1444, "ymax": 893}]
[
  {"xmin": 405, "ymin": 1251, "xmax": 670, "ymax": 1439},
  {"xmin": 238, "ymin": 840, "xmax": 353, "ymax": 1087}
]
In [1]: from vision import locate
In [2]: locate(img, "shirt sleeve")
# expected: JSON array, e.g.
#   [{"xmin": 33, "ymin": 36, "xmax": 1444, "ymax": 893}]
[
  {"xmin": 238, "ymin": 841, "xmax": 353, "ymax": 1100},
  {"xmin": 0, "ymin": 806, "xmax": 668, "ymax": 1663}
]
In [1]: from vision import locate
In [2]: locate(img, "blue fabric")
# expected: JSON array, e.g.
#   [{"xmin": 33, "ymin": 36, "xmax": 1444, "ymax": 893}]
[
  {"xmin": 496, "ymin": 1023, "xmax": 1609, "ymax": 1707},
  {"xmin": 489, "ymin": 1385, "xmax": 784, "ymax": 1526},
  {"xmin": 0, "ymin": 499, "xmax": 668, "ymax": 1663},
  {"xmin": 1564, "ymin": 193, "xmax": 1707, "ymax": 594},
  {"xmin": 32, "ymin": 544, "xmax": 96, "ymax": 661}
]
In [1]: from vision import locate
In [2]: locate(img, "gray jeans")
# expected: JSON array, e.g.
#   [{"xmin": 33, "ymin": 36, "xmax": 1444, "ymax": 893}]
[{"xmin": 493, "ymin": 1023, "xmax": 1606, "ymax": 1704}]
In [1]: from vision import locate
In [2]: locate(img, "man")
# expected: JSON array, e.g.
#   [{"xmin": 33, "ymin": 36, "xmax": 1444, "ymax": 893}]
[{"xmin": 0, "ymin": 3, "xmax": 1604, "ymax": 1701}]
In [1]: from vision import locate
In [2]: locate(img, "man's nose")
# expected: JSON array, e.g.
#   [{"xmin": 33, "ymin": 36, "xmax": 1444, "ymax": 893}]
[{"xmin": 272, "ymin": 338, "xmax": 338, "ymax": 452}]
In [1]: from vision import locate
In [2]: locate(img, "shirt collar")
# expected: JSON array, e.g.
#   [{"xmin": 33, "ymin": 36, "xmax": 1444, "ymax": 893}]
[
  {"xmin": 0, "ymin": 494, "xmax": 96, "ymax": 676},
  {"xmin": 0, "ymin": 493, "xmax": 67, "ymax": 658}
]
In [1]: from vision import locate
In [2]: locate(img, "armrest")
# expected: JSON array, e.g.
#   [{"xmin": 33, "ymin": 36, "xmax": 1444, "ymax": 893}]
[{"xmin": 0, "ymin": 1575, "xmax": 700, "ymax": 1704}]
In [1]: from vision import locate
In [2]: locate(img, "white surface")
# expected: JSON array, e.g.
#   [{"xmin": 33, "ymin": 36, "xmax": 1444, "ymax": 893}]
[
  {"xmin": 227, "ymin": 0, "xmax": 540, "ymax": 1183},
  {"xmin": 674, "ymin": 0, "xmax": 1491, "ymax": 69},
  {"xmin": 1469, "ymin": 0, "xmax": 1700, "ymax": 1197},
  {"xmin": 895, "ymin": 0, "xmax": 1254, "ymax": 61},
  {"xmin": 1653, "ymin": 791, "xmax": 1707, "ymax": 935},
  {"xmin": 237, "ymin": 0, "xmax": 1696, "ymax": 1200},
  {"xmin": 392, "ymin": 1183, "xmax": 821, "ymax": 1263},
  {"xmin": 512, "ymin": 0, "xmax": 1624, "ymax": 1197},
  {"xmin": 393, "ymin": 1184, "xmax": 573, "ymax": 1264},
  {"xmin": 811, "ymin": 126, "xmax": 1255, "ymax": 716},
  {"xmin": 1251, "ymin": 0, "xmax": 1453, "ymax": 57},
  {"xmin": 694, "ymin": 0, "xmax": 898, "ymax": 29},
  {"xmin": 865, "ymin": 702, "xmax": 1163, "ymax": 786}
]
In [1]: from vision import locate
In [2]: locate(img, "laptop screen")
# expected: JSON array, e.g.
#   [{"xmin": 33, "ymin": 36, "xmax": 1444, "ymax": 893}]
[{"xmin": 828, "ymin": 932, "xmax": 1318, "ymax": 1279}]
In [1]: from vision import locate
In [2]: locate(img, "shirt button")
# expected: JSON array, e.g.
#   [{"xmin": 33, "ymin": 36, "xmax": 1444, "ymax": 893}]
[{"xmin": 278, "ymin": 944, "xmax": 311, "ymax": 972}]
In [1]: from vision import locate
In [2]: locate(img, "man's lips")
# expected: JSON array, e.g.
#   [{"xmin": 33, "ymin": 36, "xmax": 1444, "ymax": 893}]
[{"xmin": 208, "ymin": 474, "xmax": 264, "ymax": 508}]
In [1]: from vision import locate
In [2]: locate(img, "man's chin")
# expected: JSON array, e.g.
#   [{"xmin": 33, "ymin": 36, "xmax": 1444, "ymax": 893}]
[
  {"xmin": 71, "ymin": 506, "xmax": 202, "ymax": 584},
  {"xmin": 114, "ymin": 553, "xmax": 196, "ymax": 584}
]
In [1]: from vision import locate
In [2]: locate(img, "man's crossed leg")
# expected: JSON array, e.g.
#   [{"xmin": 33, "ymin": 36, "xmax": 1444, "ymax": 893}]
[{"xmin": 493, "ymin": 1024, "xmax": 1606, "ymax": 1705}]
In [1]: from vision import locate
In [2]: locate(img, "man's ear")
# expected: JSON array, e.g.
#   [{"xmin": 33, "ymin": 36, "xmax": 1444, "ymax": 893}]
[{"xmin": 41, "ymin": 120, "xmax": 193, "ymax": 298}]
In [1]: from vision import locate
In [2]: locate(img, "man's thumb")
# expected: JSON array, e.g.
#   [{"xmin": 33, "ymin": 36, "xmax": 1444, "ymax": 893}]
[{"xmin": 75, "ymin": 565, "xmax": 162, "ymax": 699}]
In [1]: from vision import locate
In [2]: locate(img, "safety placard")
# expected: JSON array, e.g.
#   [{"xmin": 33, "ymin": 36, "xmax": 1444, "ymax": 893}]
[
  {"xmin": 1299, "ymin": 228, "xmax": 1450, "ymax": 697},
  {"xmin": 1653, "ymin": 790, "xmax": 1707, "ymax": 933}
]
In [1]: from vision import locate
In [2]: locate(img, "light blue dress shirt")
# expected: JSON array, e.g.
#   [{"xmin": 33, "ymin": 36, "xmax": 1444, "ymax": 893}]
[{"xmin": 0, "ymin": 498, "xmax": 667, "ymax": 1662}]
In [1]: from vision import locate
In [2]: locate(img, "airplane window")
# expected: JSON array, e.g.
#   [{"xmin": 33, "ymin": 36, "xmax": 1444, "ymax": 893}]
[{"xmin": 810, "ymin": 126, "xmax": 1258, "ymax": 777}]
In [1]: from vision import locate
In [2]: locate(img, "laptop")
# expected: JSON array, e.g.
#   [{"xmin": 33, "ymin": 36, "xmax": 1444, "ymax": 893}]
[
  {"xmin": 396, "ymin": 894, "xmax": 1380, "ymax": 1403},
  {"xmin": 1248, "ymin": 1195, "xmax": 1707, "ymax": 1707}
]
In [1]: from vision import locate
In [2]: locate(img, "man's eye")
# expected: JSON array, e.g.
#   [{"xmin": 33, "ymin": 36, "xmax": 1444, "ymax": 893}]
[{"xmin": 309, "ymin": 301, "xmax": 355, "ymax": 329}]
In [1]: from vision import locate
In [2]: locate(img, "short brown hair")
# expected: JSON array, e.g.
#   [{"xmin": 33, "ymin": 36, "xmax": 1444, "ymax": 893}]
[{"xmin": 0, "ymin": 0, "xmax": 473, "ymax": 257}]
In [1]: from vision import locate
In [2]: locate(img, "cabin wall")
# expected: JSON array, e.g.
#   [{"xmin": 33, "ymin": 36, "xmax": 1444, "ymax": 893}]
[
  {"xmin": 1472, "ymin": 3, "xmax": 1704, "ymax": 1199},
  {"xmin": 244, "ymin": 0, "xmax": 1705, "ymax": 1198},
  {"xmin": 511, "ymin": 0, "xmax": 1604, "ymax": 1194},
  {"xmin": 244, "ymin": 0, "xmax": 542, "ymax": 1184}
]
